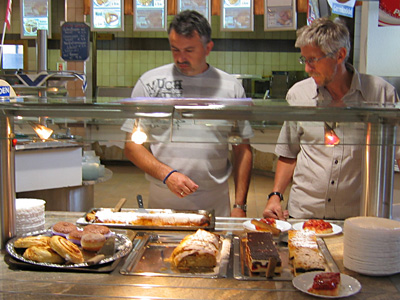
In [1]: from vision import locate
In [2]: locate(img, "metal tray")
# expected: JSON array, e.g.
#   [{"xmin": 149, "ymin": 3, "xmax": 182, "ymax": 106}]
[
  {"xmin": 233, "ymin": 235, "xmax": 339, "ymax": 281},
  {"xmin": 77, "ymin": 208, "xmax": 215, "ymax": 231},
  {"xmin": 120, "ymin": 231, "xmax": 232, "ymax": 278},
  {"xmin": 6, "ymin": 229, "xmax": 133, "ymax": 269}
]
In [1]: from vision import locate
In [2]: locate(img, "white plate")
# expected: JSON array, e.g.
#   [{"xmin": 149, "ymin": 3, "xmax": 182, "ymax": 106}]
[
  {"xmin": 242, "ymin": 219, "xmax": 292, "ymax": 232},
  {"xmin": 292, "ymin": 271, "xmax": 361, "ymax": 298},
  {"xmin": 292, "ymin": 222, "xmax": 342, "ymax": 237}
]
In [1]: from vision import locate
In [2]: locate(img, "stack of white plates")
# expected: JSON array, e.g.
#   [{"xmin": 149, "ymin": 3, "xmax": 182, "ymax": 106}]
[
  {"xmin": 343, "ymin": 216, "xmax": 400, "ymax": 276},
  {"xmin": 16, "ymin": 198, "xmax": 46, "ymax": 235}
]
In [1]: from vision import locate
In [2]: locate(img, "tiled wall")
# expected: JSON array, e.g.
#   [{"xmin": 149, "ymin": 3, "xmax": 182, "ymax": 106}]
[
  {"xmin": 95, "ymin": 15, "xmax": 305, "ymax": 87},
  {"xmin": 2, "ymin": 0, "xmax": 305, "ymax": 92}
]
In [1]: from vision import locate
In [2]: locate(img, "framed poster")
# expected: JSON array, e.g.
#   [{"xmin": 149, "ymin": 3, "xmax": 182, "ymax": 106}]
[
  {"xmin": 221, "ymin": 0, "xmax": 254, "ymax": 31},
  {"xmin": 91, "ymin": 0, "xmax": 124, "ymax": 32},
  {"xmin": 177, "ymin": 0, "xmax": 211, "ymax": 24},
  {"xmin": 134, "ymin": 0, "xmax": 167, "ymax": 32},
  {"xmin": 20, "ymin": 0, "xmax": 51, "ymax": 39},
  {"xmin": 265, "ymin": 0, "xmax": 296, "ymax": 31},
  {"xmin": 61, "ymin": 23, "xmax": 90, "ymax": 61}
]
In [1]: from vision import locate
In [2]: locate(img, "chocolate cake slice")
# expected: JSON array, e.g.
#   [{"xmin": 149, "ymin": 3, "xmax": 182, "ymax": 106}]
[{"xmin": 245, "ymin": 232, "xmax": 282, "ymax": 276}]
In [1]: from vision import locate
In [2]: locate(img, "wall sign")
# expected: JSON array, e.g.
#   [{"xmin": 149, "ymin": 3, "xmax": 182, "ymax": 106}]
[
  {"xmin": 221, "ymin": 0, "xmax": 254, "ymax": 31},
  {"xmin": 61, "ymin": 22, "xmax": 90, "ymax": 61},
  {"xmin": 177, "ymin": 0, "xmax": 211, "ymax": 24},
  {"xmin": 20, "ymin": 0, "xmax": 51, "ymax": 39},
  {"xmin": 134, "ymin": 0, "xmax": 167, "ymax": 31},
  {"xmin": 91, "ymin": 0, "xmax": 124, "ymax": 32},
  {"xmin": 265, "ymin": 0, "xmax": 296, "ymax": 31}
]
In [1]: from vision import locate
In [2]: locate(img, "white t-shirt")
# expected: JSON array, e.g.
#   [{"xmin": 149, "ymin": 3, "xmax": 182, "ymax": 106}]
[{"xmin": 121, "ymin": 63, "xmax": 253, "ymax": 216}]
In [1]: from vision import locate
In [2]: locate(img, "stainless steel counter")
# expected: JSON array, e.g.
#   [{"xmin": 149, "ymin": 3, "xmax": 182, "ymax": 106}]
[{"xmin": 1, "ymin": 212, "xmax": 400, "ymax": 299}]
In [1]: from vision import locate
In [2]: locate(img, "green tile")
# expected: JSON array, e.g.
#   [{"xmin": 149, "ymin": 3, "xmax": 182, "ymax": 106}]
[
  {"xmin": 240, "ymin": 52, "xmax": 249, "ymax": 65},
  {"xmin": 117, "ymin": 63, "xmax": 125, "ymax": 75},
  {"xmin": 248, "ymin": 52, "xmax": 256, "ymax": 65}
]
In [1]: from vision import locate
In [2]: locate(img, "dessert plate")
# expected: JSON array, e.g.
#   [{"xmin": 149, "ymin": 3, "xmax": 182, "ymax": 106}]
[
  {"xmin": 292, "ymin": 222, "xmax": 342, "ymax": 237},
  {"xmin": 292, "ymin": 271, "xmax": 361, "ymax": 298},
  {"xmin": 242, "ymin": 219, "xmax": 292, "ymax": 232}
]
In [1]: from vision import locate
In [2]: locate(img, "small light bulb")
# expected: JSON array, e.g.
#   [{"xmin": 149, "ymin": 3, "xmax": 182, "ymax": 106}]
[{"xmin": 131, "ymin": 129, "xmax": 147, "ymax": 144}]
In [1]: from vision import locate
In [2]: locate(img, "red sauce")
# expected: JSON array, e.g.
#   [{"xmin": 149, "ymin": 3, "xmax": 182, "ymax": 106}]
[
  {"xmin": 260, "ymin": 218, "xmax": 276, "ymax": 226},
  {"xmin": 311, "ymin": 272, "xmax": 340, "ymax": 290},
  {"xmin": 303, "ymin": 219, "xmax": 332, "ymax": 231}
]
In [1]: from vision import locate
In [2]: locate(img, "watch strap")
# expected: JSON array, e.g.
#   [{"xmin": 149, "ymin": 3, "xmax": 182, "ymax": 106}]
[
  {"xmin": 233, "ymin": 204, "xmax": 247, "ymax": 211},
  {"xmin": 267, "ymin": 192, "xmax": 284, "ymax": 201}
]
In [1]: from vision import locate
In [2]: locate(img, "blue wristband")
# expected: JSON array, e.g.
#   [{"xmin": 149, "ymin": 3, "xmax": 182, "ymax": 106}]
[{"xmin": 163, "ymin": 170, "xmax": 178, "ymax": 184}]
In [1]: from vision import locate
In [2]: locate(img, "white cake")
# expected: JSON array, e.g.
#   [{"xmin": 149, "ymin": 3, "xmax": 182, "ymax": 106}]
[{"xmin": 16, "ymin": 198, "xmax": 46, "ymax": 235}]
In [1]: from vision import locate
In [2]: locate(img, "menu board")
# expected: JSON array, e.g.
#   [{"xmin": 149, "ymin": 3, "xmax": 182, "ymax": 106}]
[
  {"xmin": 265, "ymin": 0, "xmax": 296, "ymax": 31},
  {"xmin": 20, "ymin": 0, "xmax": 51, "ymax": 39},
  {"xmin": 61, "ymin": 23, "xmax": 90, "ymax": 61},
  {"xmin": 178, "ymin": 0, "xmax": 211, "ymax": 23},
  {"xmin": 221, "ymin": 0, "xmax": 254, "ymax": 31},
  {"xmin": 134, "ymin": 0, "xmax": 167, "ymax": 31},
  {"xmin": 91, "ymin": 0, "xmax": 124, "ymax": 32}
]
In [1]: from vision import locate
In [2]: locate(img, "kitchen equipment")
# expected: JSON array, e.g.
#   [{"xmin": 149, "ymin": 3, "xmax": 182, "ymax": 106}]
[
  {"xmin": 113, "ymin": 198, "xmax": 126, "ymax": 212},
  {"xmin": 136, "ymin": 194, "xmax": 147, "ymax": 213},
  {"xmin": 87, "ymin": 236, "xmax": 116, "ymax": 265},
  {"xmin": 120, "ymin": 231, "xmax": 232, "ymax": 278}
]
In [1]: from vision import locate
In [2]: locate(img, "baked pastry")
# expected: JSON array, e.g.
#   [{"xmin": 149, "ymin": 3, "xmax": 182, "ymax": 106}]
[
  {"xmin": 23, "ymin": 245, "xmax": 64, "ymax": 264},
  {"xmin": 288, "ymin": 230, "xmax": 319, "ymax": 259},
  {"xmin": 245, "ymin": 232, "xmax": 282, "ymax": 276},
  {"xmin": 86, "ymin": 209, "xmax": 210, "ymax": 227},
  {"xmin": 302, "ymin": 219, "xmax": 333, "ymax": 234},
  {"xmin": 14, "ymin": 235, "xmax": 50, "ymax": 248},
  {"xmin": 67, "ymin": 228, "xmax": 86, "ymax": 245},
  {"xmin": 83, "ymin": 224, "xmax": 111, "ymax": 236},
  {"xmin": 292, "ymin": 247, "xmax": 326, "ymax": 275},
  {"xmin": 250, "ymin": 219, "xmax": 281, "ymax": 236},
  {"xmin": 169, "ymin": 229, "xmax": 220, "ymax": 269},
  {"xmin": 49, "ymin": 235, "xmax": 84, "ymax": 264},
  {"xmin": 52, "ymin": 222, "xmax": 77, "ymax": 237},
  {"xmin": 81, "ymin": 233, "xmax": 106, "ymax": 252},
  {"xmin": 308, "ymin": 272, "xmax": 341, "ymax": 296}
]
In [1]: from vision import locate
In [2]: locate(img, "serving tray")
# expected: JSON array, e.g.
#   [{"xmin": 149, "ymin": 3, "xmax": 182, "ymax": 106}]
[
  {"xmin": 233, "ymin": 235, "xmax": 339, "ymax": 281},
  {"xmin": 120, "ymin": 231, "xmax": 231, "ymax": 278},
  {"xmin": 77, "ymin": 208, "xmax": 215, "ymax": 231},
  {"xmin": 6, "ymin": 229, "xmax": 133, "ymax": 269}
]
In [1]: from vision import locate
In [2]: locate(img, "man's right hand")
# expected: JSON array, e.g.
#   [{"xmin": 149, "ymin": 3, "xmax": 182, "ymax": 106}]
[
  {"xmin": 262, "ymin": 195, "xmax": 287, "ymax": 220},
  {"xmin": 165, "ymin": 171, "xmax": 199, "ymax": 198}
]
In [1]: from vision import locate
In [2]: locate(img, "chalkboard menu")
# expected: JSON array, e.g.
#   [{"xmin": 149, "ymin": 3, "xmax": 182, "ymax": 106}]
[{"xmin": 61, "ymin": 22, "xmax": 90, "ymax": 61}]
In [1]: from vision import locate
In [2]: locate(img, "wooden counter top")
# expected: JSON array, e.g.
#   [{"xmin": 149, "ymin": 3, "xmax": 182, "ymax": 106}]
[{"xmin": 1, "ymin": 212, "xmax": 399, "ymax": 299}]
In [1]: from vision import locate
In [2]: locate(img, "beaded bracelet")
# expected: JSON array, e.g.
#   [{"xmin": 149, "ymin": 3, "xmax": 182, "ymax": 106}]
[{"xmin": 163, "ymin": 169, "xmax": 178, "ymax": 184}]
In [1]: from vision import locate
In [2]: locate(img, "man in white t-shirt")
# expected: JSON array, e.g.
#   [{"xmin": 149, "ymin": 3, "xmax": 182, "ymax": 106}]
[{"xmin": 122, "ymin": 10, "xmax": 253, "ymax": 217}]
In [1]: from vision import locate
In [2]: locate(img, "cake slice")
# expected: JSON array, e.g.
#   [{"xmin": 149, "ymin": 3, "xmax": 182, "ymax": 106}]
[
  {"xmin": 302, "ymin": 219, "xmax": 333, "ymax": 234},
  {"xmin": 245, "ymin": 232, "xmax": 282, "ymax": 276},
  {"xmin": 169, "ymin": 229, "xmax": 220, "ymax": 269},
  {"xmin": 288, "ymin": 230, "xmax": 319, "ymax": 259},
  {"xmin": 308, "ymin": 272, "xmax": 341, "ymax": 296},
  {"xmin": 292, "ymin": 247, "xmax": 326, "ymax": 275},
  {"xmin": 250, "ymin": 219, "xmax": 281, "ymax": 236}
]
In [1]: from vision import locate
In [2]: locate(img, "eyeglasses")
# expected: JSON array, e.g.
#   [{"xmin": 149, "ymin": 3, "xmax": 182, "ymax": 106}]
[{"xmin": 298, "ymin": 53, "xmax": 334, "ymax": 66}]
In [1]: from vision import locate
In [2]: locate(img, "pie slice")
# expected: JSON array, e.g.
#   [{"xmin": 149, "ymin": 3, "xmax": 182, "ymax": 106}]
[
  {"xmin": 302, "ymin": 219, "xmax": 333, "ymax": 234},
  {"xmin": 308, "ymin": 272, "xmax": 341, "ymax": 296}
]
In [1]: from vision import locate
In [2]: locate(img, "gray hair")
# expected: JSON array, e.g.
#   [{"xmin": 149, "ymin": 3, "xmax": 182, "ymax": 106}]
[
  {"xmin": 168, "ymin": 10, "xmax": 211, "ymax": 47},
  {"xmin": 295, "ymin": 18, "xmax": 351, "ymax": 61}
]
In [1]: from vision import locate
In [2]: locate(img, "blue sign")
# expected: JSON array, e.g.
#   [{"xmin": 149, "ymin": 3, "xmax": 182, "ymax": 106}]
[{"xmin": 0, "ymin": 86, "xmax": 10, "ymax": 97}]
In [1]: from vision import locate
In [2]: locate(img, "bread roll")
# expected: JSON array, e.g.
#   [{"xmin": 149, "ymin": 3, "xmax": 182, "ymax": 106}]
[
  {"xmin": 49, "ymin": 235, "xmax": 84, "ymax": 264},
  {"xmin": 23, "ymin": 245, "xmax": 64, "ymax": 264},
  {"xmin": 14, "ymin": 236, "xmax": 50, "ymax": 248}
]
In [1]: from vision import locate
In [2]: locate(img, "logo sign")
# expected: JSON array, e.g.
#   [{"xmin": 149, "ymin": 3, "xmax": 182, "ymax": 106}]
[{"xmin": 0, "ymin": 86, "xmax": 11, "ymax": 97}]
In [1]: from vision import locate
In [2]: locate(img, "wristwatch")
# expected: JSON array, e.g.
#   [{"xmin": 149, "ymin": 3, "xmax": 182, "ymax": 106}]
[
  {"xmin": 267, "ymin": 191, "xmax": 284, "ymax": 201},
  {"xmin": 233, "ymin": 204, "xmax": 247, "ymax": 212}
]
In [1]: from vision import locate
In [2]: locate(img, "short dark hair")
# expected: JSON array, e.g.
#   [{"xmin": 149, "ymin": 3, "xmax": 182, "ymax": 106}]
[{"xmin": 168, "ymin": 10, "xmax": 212, "ymax": 46}]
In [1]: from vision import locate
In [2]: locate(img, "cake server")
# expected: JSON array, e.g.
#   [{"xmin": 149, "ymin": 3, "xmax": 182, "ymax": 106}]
[
  {"xmin": 112, "ymin": 197, "xmax": 127, "ymax": 212},
  {"xmin": 86, "ymin": 235, "xmax": 116, "ymax": 265},
  {"xmin": 136, "ymin": 194, "xmax": 148, "ymax": 213}
]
